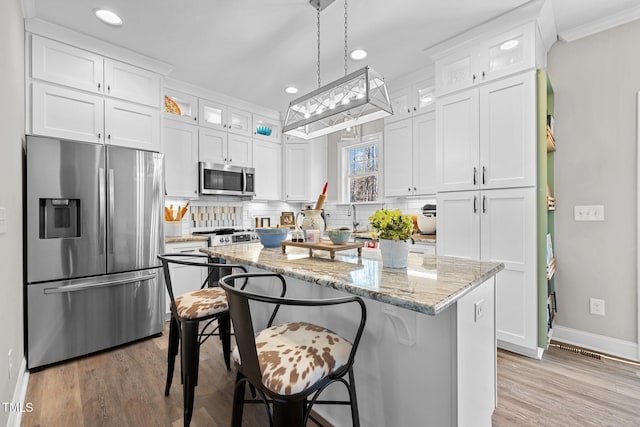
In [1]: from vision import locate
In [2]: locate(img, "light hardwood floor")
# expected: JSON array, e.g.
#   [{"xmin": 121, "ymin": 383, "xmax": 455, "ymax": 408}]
[{"xmin": 21, "ymin": 323, "xmax": 640, "ymax": 426}]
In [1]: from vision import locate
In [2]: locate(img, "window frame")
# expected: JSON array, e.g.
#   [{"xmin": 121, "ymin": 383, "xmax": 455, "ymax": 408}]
[{"xmin": 337, "ymin": 131, "xmax": 383, "ymax": 204}]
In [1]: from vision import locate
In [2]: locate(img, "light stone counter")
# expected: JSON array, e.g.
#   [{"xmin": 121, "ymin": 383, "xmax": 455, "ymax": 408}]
[
  {"xmin": 200, "ymin": 243, "xmax": 501, "ymax": 315},
  {"xmin": 165, "ymin": 235, "xmax": 209, "ymax": 244}
]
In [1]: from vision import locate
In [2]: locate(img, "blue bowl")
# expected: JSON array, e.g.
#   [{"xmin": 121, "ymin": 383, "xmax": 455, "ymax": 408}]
[{"xmin": 255, "ymin": 228, "xmax": 289, "ymax": 248}]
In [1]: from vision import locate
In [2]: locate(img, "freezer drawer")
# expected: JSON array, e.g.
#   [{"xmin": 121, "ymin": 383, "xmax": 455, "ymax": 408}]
[{"xmin": 27, "ymin": 269, "xmax": 163, "ymax": 369}]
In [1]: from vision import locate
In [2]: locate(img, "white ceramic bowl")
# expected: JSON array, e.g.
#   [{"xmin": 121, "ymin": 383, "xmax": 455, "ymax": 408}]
[{"xmin": 417, "ymin": 214, "xmax": 436, "ymax": 234}]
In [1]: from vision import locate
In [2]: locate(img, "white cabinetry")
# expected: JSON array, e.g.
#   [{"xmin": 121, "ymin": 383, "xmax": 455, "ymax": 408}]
[
  {"xmin": 436, "ymin": 71, "xmax": 535, "ymax": 192},
  {"xmin": 29, "ymin": 35, "xmax": 162, "ymax": 151},
  {"xmin": 103, "ymin": 58, "xmax": 161, "ymax": 107},
  {"xmin": 386, "ymin": 79, "xmax": 435, "ymax": 124},
  {"xmin": 435, "ymin": 23, "xmax": 535, "ymax": 97},
  {"xmin": 164, "ymin": 89, "xmax": 199, "ymax": 124},
  {"xmin": 384, "ymin": 111, "xmax": 436, "ymax": 197},
  {"xmin": 283, "ymin": 136, "xmax": 327, "ymax": 202},
  {"xmin": 253, "ymin": 140, "xmax": 282, "ymax": 201},
  {"xmin": 199, "ymin": 128, "xmax": 252, "ymax": 167},
  {"xmin": 163, "ymin": 241, "xmax": 208, "ymax": 316},
  {"xmin": 284, "ymin": 141, "xmax": 309, "ymax": 201},
  {"xmin": 164, "ymin": 121, "xmax": 199, "ymax": 198},
  {"xmin": 199, "ymin": 99, "xmax": 252, "ymax": 137},
  {"xmin": 437, "ymin": 188, "xmax": 538, "ymax": 356},
  {"xmin": 104, "ymin": 98, "xmax": 160, "ymax": 151},
  {"xmin": 253, "ymin": 114, "xmax": 282, "ymax": 143},
  {"xmin": 32, "ymin": 82, "xmax": 104, "ymax": 143}
]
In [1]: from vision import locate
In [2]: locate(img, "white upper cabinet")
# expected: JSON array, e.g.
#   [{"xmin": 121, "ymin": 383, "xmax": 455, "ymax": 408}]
[
  {"xmin": 284, "ymin": 140, "xmax": 309, "ymax": 202},
  {"xmin": 435, "ymin": 23, "xmax": 535, "ymax": 97},
  {"xmin": 104, "ymin": 98, "xmax": 161, "ymax": 151},
  {"xmin": 226, "ymin": 133, "xmax": 253, "ymax": 167},
  {"xmin": 436, "ymin": 89, "xmax": 480, "ymax": 192},
  {"xmin": 479, "ymin": 72, "xmax": 536, "ymax": 190},
  {"xmin": 31, "ymin": 35, "xmax": 103, "ymax": 94},
  {"xmin": 163, "ymin": 89, "xmax": 199, "ymax": 125},
  {"xmin": 164, "ymin": 121, "xmax": 199, "ymax": 198},
  {"xmin": 103, "ymin": 58, "xmax": 161, "ymax": 107},
  {"xmin": 253, "ymin": 114, "xmax": 282, "ymax": 143},
  {"xmin": 32, "ymin": 82, "xmax": 104, "ymax": 143},
  {"xmin": 384, "ymin": 119, "xmax": 413, "ymax": 197},
  {"xmin": 199, "ymin": 99, "xmax": 252, "ymax": 136},
  {"xmin": 412, "ymin": 112, "xmax": 437, "ymax": 195},
  {"xmin": 436, "ymin": 70, "xmax": 535, "ymax": 192},
  {"xmin": 199, "ymin": 128, "xmax": 252, "ymax": 167},
  {"xmin": 253, "ymin": 140, "xmax": 282, "ymax": 201},
  {"xmin": 386, "ymin": 79, "xmax": 435, "ymax": 124}
]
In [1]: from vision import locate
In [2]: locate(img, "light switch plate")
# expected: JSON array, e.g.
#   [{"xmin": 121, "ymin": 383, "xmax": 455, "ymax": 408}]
[
  {"xmin": 474, "ymin": 299, "xmax": 485, "ymax": 322},
  {"xmin": 574, "ymin": 205, "xmax": 605, "ymax": 221}
]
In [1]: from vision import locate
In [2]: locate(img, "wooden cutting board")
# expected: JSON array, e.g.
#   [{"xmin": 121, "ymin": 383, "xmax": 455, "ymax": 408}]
[{"xmin": 281, "ymin": 240, "xmax": 364, "ymax": 259}]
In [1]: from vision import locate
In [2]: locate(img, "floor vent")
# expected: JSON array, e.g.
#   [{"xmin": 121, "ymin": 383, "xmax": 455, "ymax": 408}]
[{"xmin": 552, "ymin": 343, "xmax": 602, "ymax": 360}]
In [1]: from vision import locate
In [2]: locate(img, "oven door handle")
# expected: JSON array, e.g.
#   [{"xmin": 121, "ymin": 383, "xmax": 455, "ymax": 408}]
[{"xmin": 43, "ymin": 273, "xmax": 156, "ymax": 294}]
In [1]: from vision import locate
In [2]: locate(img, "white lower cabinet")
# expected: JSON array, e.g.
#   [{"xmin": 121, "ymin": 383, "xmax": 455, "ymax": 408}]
[
  {"xmin": 164, "ymin": 242, "xmax": 208, "ymax": 316},
  {"xmin": 164, "ymin": 121, "xmax": 199, "ymax": 198},
  {"xmin": 384, "ymin": 112, "xmax": 436, "ymax": 197},
  {"xmin": 105, "ymin": 98, "xmax": 160, "ymax": 151},
  {"xmin": 32, "ymin": 82, "xmax": 104, "ymax": 143},
  {"xmin": 437, "ymin": 187, "xmax": 538, "ymax": 355},
  {"xmin": 253, "ymin": 140, "xmax": 282, "ymax": 201}
]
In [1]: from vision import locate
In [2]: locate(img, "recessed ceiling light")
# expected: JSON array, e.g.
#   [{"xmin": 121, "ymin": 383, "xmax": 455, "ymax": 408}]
[
  {"xmin": 284, "ymin": 86, "xmax": 299, "ymax": 95},
  {"xmin": 350, "ymin": 49, "xmax": 367, "ymax": 61},
  {"xmin": 94, "ymin": 9, "xmax": 123, "ymax": 26},
  {"xmin": 500, "ymin": 40, "xmax": 519, "ymax": 51}
]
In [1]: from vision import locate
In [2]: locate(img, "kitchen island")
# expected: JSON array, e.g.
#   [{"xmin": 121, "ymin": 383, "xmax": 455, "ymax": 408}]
[{"xmin": 201, "ymin": 243, "xmax": 503, "ymax": 427}]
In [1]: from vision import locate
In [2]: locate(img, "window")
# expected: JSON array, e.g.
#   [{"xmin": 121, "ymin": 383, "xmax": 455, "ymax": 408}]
[{"xmin": 339, "ymin": 133, "xmax": 382, "ymax": 203}]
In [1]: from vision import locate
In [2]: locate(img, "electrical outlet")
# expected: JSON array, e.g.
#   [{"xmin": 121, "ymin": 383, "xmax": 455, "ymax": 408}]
[
  {"xmin": 590, "ymin": 298, "xmax": 605, "ymax": 316},
  {"xmin": 574, "ymin": 205, "xmax": 605, "ymax": 221},
  {"xmin": 474, "ymin": 299, "xmax": 485, "ymax": 322}
]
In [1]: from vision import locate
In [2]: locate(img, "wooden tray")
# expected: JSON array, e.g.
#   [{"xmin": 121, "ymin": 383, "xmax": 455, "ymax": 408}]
[{"xmin": 281, "ymin": 240, "xmax": 364, "ymax": 259}]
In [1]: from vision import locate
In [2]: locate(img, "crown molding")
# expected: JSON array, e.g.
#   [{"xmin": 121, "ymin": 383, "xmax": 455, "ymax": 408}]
[
  {"xmin": 21, "ymin": 0, "xmax": 35, "ymax": 19},
  {"xmin": 558, "ymin": 4, "xmax": 640, "ymax": 42}
]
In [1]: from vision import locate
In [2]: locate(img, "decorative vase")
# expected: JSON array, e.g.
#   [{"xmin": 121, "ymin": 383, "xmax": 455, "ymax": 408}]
[
  {"xmin": 379, "ymin": 238, "xmax": 410, "ymax": 268},
  {"xmin": 295, "ymin": 209, "xmax": 326, "ymax": 241}
]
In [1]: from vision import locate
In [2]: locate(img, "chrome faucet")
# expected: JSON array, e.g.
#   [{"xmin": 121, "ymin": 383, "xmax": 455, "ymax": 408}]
[{"xmin": 349, "ymin": 204, "xmax": 360, "ymax": 231}]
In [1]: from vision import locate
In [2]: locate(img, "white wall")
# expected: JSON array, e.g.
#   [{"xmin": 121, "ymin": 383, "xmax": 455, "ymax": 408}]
[
  {"xmin": 0, "ymin": 0, "xmax": 25, "ymax": 423},
  {"xmin": 548, "ymin": 20, "xmax": 640, "ymax": 345}
]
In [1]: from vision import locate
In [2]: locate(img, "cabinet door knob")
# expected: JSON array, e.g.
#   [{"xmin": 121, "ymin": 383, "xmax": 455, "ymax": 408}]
[
  {"xmin": 482, "ymin": 195, "xmax": 487, "ymax": 213},
  {"xmin": 413, "ymin": 187, "xmax": 417, "ymax": 191},
  {"xmin": 472, "ymin": 74, "xmax": 476, "ymax": 83},
  {"xmin": 97, "ymin": 133, "xmax": 101, "ymax": 139},
  {"xmin": 407, "ymin": 108, "xmax": 411, "ymax": 113},
  {"xmin": 229, "ymin": 158, "xmax": 232, "ymax": 162},
  {"xmin": 107, "ymin": 85, "xmax": 111, "ymax": 93},
  {"xmin": 482, "ymin": 166, "xmax": 486, "ymax": 185},
  {"xmin": 413, "ymin": 106, "xmax": 417, "ymax": 112},
  {"xmin": 408, "ymin": 187, "xmax": 411, "ymax": 192},
  {"xmin": 98, "ymin": 83, "xmax": 101, "ymax": 91},
  {"xmin": 107, "ymin": 134, "xmax": 111, "ymax": 140},
  {"xmin": 473, "ymin": 196, "xmax": 478, "ymax": 213},
  {"xmin": 482, "ymin": 71, "xmax": 486, "ymax": 80},
  {"xmin": 194, "ymin": 117, "xmax": 197, "ymax": 121},
  {"xmin": 473, "ymin": 167, "xmax": 478, "ymax": 185}
]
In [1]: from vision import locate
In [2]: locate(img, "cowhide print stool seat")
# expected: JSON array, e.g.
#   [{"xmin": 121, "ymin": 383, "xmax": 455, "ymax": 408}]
[
  {"xmin": 158, "ymin": 254, "xmax": 247, "ymax": 427},
  {"xmin": 219, "ymin": 272, "xmax": 367, "ymax": 427}
]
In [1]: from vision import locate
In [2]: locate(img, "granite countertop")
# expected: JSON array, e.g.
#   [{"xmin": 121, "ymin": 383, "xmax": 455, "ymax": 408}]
[
  {"xmin": 165, "ymin": 235, "xmax": 209, "ymax": 244},
  {"xmin": 201, "ymin": 243, "xmax": 502, "ymax": 316},
  {"xmin": 352, "ymin": 231, "xmax": 436, "ymax": 244}
]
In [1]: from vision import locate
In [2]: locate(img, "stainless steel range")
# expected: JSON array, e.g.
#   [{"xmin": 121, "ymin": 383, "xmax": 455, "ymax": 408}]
[{"xmin": 193, "ymin": 227, "xmax": 259, "ymax": 247}]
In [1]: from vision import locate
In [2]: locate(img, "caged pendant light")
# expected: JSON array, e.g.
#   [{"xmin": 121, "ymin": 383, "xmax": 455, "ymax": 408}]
[{"xmin": 283, "ymin": 0, "xmax": 393, "ymax": 140}]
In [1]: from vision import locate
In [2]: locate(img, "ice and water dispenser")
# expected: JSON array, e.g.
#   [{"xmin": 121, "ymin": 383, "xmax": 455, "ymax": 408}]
[{"xmin": 39, "ymin": 198, "xmax": 81, "ymax": 239}]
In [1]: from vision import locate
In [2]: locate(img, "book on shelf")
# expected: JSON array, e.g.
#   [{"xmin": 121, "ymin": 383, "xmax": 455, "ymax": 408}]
[{"xmin": 546, "ymin": 233, "xmax": 554, "ymax": 265}]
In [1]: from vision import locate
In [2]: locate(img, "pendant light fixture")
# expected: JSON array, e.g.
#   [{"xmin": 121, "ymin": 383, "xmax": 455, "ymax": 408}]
[{"xmin": 283, "ymin": 0, "xmax": 393, "ymax": 140}]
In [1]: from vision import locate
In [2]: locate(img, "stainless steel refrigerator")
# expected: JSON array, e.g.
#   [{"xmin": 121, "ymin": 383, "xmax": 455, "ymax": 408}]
[{"xmin": 25, "ymin": 135, "xmax": 164, "ymax": 369}]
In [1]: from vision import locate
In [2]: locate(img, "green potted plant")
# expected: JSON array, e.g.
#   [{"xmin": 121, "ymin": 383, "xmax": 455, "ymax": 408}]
[{"xmin": 369, "ymin": 209, "xmax": 414, "ymax": 268}]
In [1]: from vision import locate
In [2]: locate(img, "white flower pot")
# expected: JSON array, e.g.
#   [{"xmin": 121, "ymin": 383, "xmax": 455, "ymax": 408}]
[{"xmin": 379, "ymin": 239, "xmax": 410, "ymax": 268}]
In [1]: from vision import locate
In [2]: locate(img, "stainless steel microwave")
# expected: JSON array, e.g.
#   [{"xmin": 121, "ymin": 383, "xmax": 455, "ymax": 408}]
[{"xmin": 199, "ymin": 162, "xmax": 255, "ymax": 196}]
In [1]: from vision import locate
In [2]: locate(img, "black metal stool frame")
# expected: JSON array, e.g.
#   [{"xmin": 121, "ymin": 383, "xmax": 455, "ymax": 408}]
[
  {"xmin": 158, "ymin": 253, "xmax": 247, "ymax": 427},
  {"xmin": 220, "ymin": 272, "xmax": 367, "ymax": 427}
]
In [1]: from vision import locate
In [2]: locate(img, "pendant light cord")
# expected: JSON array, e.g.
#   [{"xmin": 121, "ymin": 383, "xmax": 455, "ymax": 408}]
[
  {"xmin": 344, "ymin": 0, "xmax": 348, "ymax": 76},
  {"xmin": 317, "ymin": 6, "xmax": 321, "ymax": 88}
]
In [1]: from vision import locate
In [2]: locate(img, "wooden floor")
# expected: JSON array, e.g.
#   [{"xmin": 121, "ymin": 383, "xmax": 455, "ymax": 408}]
[{"xmin": 21, "ymin": 322, "xmax": 640, "ymax": 426}]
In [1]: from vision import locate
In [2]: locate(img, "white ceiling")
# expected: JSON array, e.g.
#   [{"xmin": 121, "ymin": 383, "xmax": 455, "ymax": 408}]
[{"xmin": 25, "ymin": 0, "xmax": 640, "ymax": 113}]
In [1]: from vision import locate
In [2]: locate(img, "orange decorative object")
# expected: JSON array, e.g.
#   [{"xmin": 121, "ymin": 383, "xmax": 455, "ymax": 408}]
[{"xmin": 164, "ymin": 96, "xmax": 182, "ymax": 115}]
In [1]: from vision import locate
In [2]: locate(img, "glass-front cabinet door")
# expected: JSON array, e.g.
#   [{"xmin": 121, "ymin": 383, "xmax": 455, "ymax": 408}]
[
  {"xmin": 413, "ymin": 79, "xmax": 435, "ymax": 114},
  {"xmin": 480, "ymin": 23, "xmax": 534, "ymax": 83},
  {"xmin": 199, "ymin": 98, "xmax": 226, "ymax": 130},
  {"xmin": 252, "ymin": 114, "xmax": 281, "ymax": 142},
  {"xmin": 164, "ymin": 89, "xmax": 199, "ymax": 125},
  {"xmin": 227, "ymin": 107, "xmax": 252, "ymax": 136}
]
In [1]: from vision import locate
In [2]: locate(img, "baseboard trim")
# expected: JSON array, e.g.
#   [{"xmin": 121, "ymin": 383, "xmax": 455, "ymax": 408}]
[
  {"xmin": 497, "ymin": 340, "xmax": 544, "ymax": 360},
  {"xmin": 552, "ymin": 325, "xmax": 639, "ymax": 362},
  {"xmin": 7, "ymin": 358, "xmax": 29, "ymax": 427}
]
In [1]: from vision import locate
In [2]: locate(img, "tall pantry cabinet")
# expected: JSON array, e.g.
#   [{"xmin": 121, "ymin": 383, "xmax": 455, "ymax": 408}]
[{"xmin": 434, "ymin": 21, "xmax": 554, "ymax": 358}]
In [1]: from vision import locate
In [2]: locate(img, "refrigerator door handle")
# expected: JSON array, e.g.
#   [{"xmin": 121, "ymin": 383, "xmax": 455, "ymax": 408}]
[
  {"xmin": 43, "ymin": 273, "xmax": 156, "ymax": 294},
  {"xmin": 108, "ymin": 168, "xmax": 115, "ymax": 253},
  {"xmin": 99, "ymin": 167, "xmax": 106, "ymax": 253}
]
